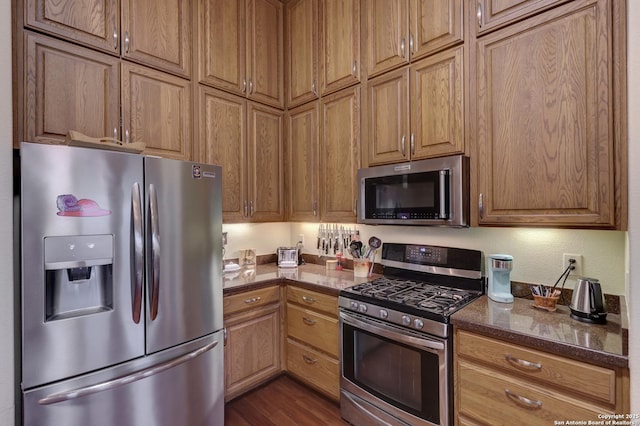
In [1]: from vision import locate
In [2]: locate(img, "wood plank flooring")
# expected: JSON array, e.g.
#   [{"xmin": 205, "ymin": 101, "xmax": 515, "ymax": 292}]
[{"xmin": 224, "ymin": 375, "xmax": 348, "ymax": 425}]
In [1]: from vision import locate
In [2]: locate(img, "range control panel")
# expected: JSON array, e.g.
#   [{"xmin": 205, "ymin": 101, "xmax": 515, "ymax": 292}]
[{"xmin": 406, "ymin": 245, "xmax": 447, "ymax": 265}]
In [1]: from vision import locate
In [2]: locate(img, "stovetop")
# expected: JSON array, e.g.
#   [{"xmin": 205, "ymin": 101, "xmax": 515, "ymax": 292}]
[{"xmin": 338, "ymin": 243, "xmax": 484, "ymax": 338}]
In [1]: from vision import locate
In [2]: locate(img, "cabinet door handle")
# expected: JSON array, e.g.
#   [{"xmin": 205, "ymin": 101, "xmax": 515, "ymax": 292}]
[
  {"xmin": 244, "ymin": 297, "xmax": 261, "ymax": 304},
  {"xmin": 312, "ymin": 201, "xmax": 318, "ymax": 216},
  {"xmin": 505, "ymin": 354, "xmax": 542, "ymax": 370},
  {"xmin": 504, "ymin": 389, "xmax": 542, "ymax": 409},
  {"xmin": 244, "ymin": 200, "xmax": 248, "ymax": 217},
  {"xmin": 401, "ymin": 135, "xmax": 406, "ymax": 156},
  {"xmin": 352, "ymin": 60, "xmax": 357, "ymax": 76},
  {"xmin": 400, "ymin": 37, "xmax": 405, "ymax": 59},
  {"xmin": 125, "ymin": 129, "xmax": 130, "ymax": 144},
  {"xmin": 223, "ymin": 327, "xmax": 228, "ymax": 345},
  {"xmin": 113, "ymin": 29, "xmax": 118, "ymax": 50},
  {"xmin": 249, "ymin": 79, "xmax": 254, "ymax": 94},
  {"xmin": 302, "ymin": 317, "xmax": 317, "ymax": 325},
  {"xmin": 302, "ymin": 354, "xmax": 317, "ymax": 364},
  {"xmin": 479, "ymin": 193, "xmax": 484, "ymax": 219},
  {"xmin": 477, "ymin": 2, "xmax": 483, "ymax": 28},
  {"xmin": 113, "ymin": 127, "xmax": 118, "ymax": 141},
  {"xmin": 243, "ymin": 79, "xmax": 247, "ymax": 93},
  {"xmin": 249, "ymin": 201, "xmax": 255, "ymax": 217},
  {"xmin": 410, "ymin": 133, "xmax": 415, "ymax": 155},
  {"xmin": 124, "ymin": 31, "xmax": 130, "ymax": 54},
  {"xmin": 409, "ymin": 33, "xmax": 414, "ymax": 55},
  {"xmin": 302, "ymin": 295, "xmax": 316, "ymax": 304},
  {"xmin": 353, "ymin": 198, "xmax": 357, "ymax": 215},
  {"xmin": 311, "ymin": 79, "xmax": 317, "ymax": 95}
]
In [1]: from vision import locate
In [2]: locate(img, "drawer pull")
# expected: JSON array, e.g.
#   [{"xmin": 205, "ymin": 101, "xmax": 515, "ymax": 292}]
[
  {"xmin": 504, "ymin": 389, "xmax": 542, "ymax": 409},
  {"xmin": 302, "ymin": 354, "xmax": 317, "ymax": 364},
  {"xmin": 302, "ymin": 295, "xmax": 316, "ymax": 304},
  {"xmin": 244, "ymin": 297, "xmax": 261, "ymax": 304},
  {"xmin": 505, "ymin": 354, "xmax": 542, "ymax": 370},
  {"xmin": 302, "ymin": 317, "xmax": 317, "ymax": 325}
]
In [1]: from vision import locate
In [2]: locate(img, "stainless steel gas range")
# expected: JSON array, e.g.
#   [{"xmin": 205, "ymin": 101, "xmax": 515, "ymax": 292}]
[{"xmin": 339, "ymin": 242, "xmax": 483, "ymax": 426}]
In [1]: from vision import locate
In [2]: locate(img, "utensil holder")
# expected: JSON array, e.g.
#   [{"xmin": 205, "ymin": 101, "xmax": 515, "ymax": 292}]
[
  {"xmin": 353, "ymin": 258, "xmax": 371, "ymax": 277},
  {"xmin": 532, "ymin": 295, "xmax": 559, "ymax": 312}
]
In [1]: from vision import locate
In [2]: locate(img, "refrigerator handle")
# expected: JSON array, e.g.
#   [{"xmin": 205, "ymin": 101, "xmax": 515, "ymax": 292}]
[
  {"xmin": 149, "ymin": 183, "xmax": 160, "ymax": 320},
  {"xmin": 37, "ymin": 339, "xmax": 219, "ymax": 405},
  {"xmin": 131, "ymin": 182, "xmax": 144, "ymax": 324}
]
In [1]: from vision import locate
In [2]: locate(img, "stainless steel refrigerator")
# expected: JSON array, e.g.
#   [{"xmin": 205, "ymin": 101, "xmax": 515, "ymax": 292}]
[{"xmin": 17, "ymin": 142, "xmax": 224, "ymax": 425}]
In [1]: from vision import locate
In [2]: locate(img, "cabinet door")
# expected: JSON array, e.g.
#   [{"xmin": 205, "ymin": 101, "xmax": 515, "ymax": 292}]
[
  {"xmin": 410, "ymin": 0, "xmax": 463, "ymax": 61},
  {"xmin": 366, "ymin": 68, "xmax": 410, "ymax": 165},
  {"xmin": 122, "ymin": 62, "xmax": 191, "ymax": 160},
  {"xmin": 121, "ymin": 0, "xmax": 191, "ymax": 77},
  {"xmin": 248, "ymin": 0, "xmax": 284, "ymax": 108},
  {"xmin": 224, "ymin": 304, "xmax": 281, "ymax": 402},
  {"xmin": 21, "ymin": 32, "xmax": 120, "ymax": 146},
  {"xmin": 25, "ymin": 0, "xmax": 120, "ymax": 54},
  {"xmin": 411, "ymin": 45, "xmax": 463, "ymax": 160},
  {"xmin": 286, "ymin": 102, "xmax": 320, "ymax": 221},
  {"xmin": 365, "ymin": 0, "xmax": 409, "ymax": 78},
  {"xmin": 197, "ymin": 87, "xmax": 247, "ymax": 222},
  {"xmin": 248, "ymin": 102, "xmax": 284, "ymax": 222},
  {"xmin": 198, "ymin": 0, "xmax": 246, "ymax": 94},
  {"xmin": 475, "ymin": 0, "xmax": 615, "ymax": 227},
  {"xmin": 286, "ymin": 0, "xmax": 318, "ymax": 108},
  {"xmin": 319, "ymin": 0, "xmax": 360, "ymax": 95},
  {"xmin": 476, "ymin": 0, "xmax": 569, "ymax": 35},
  {"xmin": 320, "ymin": 86, "xmax": 360, "ymax": 222}
]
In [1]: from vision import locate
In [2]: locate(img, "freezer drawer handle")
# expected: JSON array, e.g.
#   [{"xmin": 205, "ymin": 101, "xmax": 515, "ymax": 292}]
[{"xmin": 38, "ymin": 340, "xmax": 219, "ymax": 405}]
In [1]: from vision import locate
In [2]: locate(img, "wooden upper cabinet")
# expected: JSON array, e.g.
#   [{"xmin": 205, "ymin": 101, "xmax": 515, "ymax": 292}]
[
  {"xmin": 121, "ymin": 0, "xmax": 191, "ymax": 78},
  {"xmin": 197, "ymin": 87, "xmax": 247, "ymax": 222},
  {"xmin": 410, "ymin": 0, "xmax": 463, "ymax": 60},
  {"xmin": 20, "ymin": 32, "xmax": 120, "ymax": 146},
  {"xmin": 247, "ymin": 102, "xmax": 285, "ymax": 221},
  {"xmin": 286, "ymin": 102, "xmax": 320, "ymax": 221},
  {"xmin": 320, "ymin": 86, "xmax": 360, "ymax": 222},
  {"xmin": 24, "ymin": 0, "xmax": 120, "ymax": 54},
  {"xmin": 122, "ymin": 62, "xmax": 192, "ymax": 160},
  {"xmin": 199, "ymin": 0, "xmax": 284, "ymax": 108},
  {"xmin": 319, "ymin": 0, "xmax": 360, "ymax": 95},
  {"xmin": 285, "ymin": 0, "xmax": 319, "ymax": 108},
  {"xmin": 475, "ymin": 0, "xmax": 570, "ymax": 35},
  {"xmin": 474, "ymin": 0, "xmax": 618, "ymax": 227},
  {"xmin": 364, "ymin": 0, "xmax": 463, "ymax": 79},
  {"xmin": 366, "ymin": 68, "xmax": 410, "ymax": 165},
  {"xmin": 410, "ymin": 45, "xmax": 464, "ymax": 159},
  {"xmin": 198, "ymin": 0, "xmax": 246, "ymax": 95}
]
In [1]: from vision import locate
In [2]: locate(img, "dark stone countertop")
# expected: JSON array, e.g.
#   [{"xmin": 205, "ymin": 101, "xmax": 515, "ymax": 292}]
[
  {"xmin": 451, "ymin": 295, "xmax": 628, "ymax": 368},
  {"xmin": 222, "ymin": 262, "xmax": 376, "ymax": 296}
]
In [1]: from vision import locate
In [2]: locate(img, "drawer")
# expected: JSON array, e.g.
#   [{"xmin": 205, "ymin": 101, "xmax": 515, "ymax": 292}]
[
  {"xmin": 456, "ymin": 330, "xmax": 616, "ymax": 405},
  {"xmin": 287, "ymin": 338, "xmax": 339, "ymax": 401},
  {"xmin": 224, "ymin": 285, "xmax": 280, "ymax": 317},
  {"xmin": 287, "ymin": 303, "xmax": 339, "ymax": 357},
  {"xmin": 287, "ymin": 286, "xmax": 338, "ymax": 317},
  {"xmin": 457, "ymin": 359, "xmax": 612, "ymax": 424}
]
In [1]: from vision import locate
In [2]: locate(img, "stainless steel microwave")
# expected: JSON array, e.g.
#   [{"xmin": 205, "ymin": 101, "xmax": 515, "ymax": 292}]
[{"xmin": 357, "ymin": 155, "xmax": 469, "ymax": 227}]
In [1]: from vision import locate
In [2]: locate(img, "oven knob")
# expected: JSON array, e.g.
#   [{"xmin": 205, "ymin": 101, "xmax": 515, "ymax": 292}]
[
  {"xmin": 379, "ymin": 309, "xmax": 388, "ymax": 319},
  {"xmin": 401, "ymin": 315, "xmax": 411, "ymax": 326},
  {"xmin": 350, "ymin": 301, "xmax": 358, "ymax": 310},
  {"xmin": 414, "ymin": 319, "xmax": 424, "ymax": 329},
  {"xmin": 358, "ymin": 304, "xmax": 368, "ymax": 313}
]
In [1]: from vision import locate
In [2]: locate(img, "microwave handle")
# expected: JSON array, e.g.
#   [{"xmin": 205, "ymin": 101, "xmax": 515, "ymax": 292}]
[{"xmin": 439, "ymin": 170, "xmax": 447, "ymax": 219}]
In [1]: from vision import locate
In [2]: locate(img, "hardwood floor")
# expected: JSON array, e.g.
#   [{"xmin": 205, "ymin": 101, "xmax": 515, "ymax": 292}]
[{"xmin": 224, "ymin": 375, "xmax": 348, "ymax": 425}]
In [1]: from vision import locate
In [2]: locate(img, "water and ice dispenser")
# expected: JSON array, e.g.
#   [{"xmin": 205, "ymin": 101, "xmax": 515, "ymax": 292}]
[{"xmin": 44, "ymin": 235, "xmax": 114, "ymax": 321}]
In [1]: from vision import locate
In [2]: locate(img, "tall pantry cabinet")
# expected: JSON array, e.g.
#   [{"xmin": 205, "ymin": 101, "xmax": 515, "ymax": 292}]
[{"xmin": 16, "ymin": 0, "xmax": 193, "ymax": 160}]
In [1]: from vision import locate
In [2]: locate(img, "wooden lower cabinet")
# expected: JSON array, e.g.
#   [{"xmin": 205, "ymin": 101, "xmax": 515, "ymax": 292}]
[
  {"xmin": 285, "ymin": 286, "xmax": 340, "ymax": 401},
  {"xmin": 455, "ymin": 329, "xmax": 629, "ymax": 425},
  {"xmin": 223, "ymin": 286, "xmax": 282, "ymax": 402}
]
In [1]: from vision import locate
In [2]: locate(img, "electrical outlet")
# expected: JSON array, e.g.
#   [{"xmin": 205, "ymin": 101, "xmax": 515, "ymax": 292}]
[
  {"xmin": 298, "ymin": 234, "xmax": 304, "ymax": 246},
  {"xmin": 563, "ymin": 253, "xmax": 583, "ymax": 278}
]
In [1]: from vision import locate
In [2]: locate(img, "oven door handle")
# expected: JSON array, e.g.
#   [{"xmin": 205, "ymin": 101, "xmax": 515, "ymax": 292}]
[{"xmin": 340, "ymin": 311, "xmax": 444, "ymax": 352}]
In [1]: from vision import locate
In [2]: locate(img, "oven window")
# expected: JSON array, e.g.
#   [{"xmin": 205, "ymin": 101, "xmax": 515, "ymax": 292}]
[{"xmin": 342, "ymin": 323, "xmax": 442, "ymax": 424}]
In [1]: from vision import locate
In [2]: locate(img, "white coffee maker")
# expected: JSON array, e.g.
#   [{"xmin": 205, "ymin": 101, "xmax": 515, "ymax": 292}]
[{"xmin": 487, "ymin": 254, "xmax": 514, "ymax": 303}]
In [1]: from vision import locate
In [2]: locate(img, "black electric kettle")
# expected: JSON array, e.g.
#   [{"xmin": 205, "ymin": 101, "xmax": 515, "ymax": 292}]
[{"xmin": 569, "ymin": 278, "xmax": 607, "ymax": 324}]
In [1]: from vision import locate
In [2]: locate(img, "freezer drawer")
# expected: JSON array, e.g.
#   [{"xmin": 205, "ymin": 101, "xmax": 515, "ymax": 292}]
[{"xmin": 22, "ymin": 332, "xmax": 224, "ymax": 426}]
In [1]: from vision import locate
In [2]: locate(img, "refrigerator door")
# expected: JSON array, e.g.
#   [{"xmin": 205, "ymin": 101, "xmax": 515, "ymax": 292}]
[
  {"xmin": 144, "ymin": 157, "xmax": 223, "ymax": 354},
  {"xmin": 20, "ymin": 143, "xmax": 145, "ymax": 389},
  {"xmin": 22, "ymin": 332, "xmax": 224, "ymax": 426}
]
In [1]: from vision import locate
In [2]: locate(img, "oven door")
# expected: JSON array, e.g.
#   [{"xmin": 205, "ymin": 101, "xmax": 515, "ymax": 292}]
[{"xmin": 340, "ymin": 310, "xmax": 449, "ymax": 426}]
